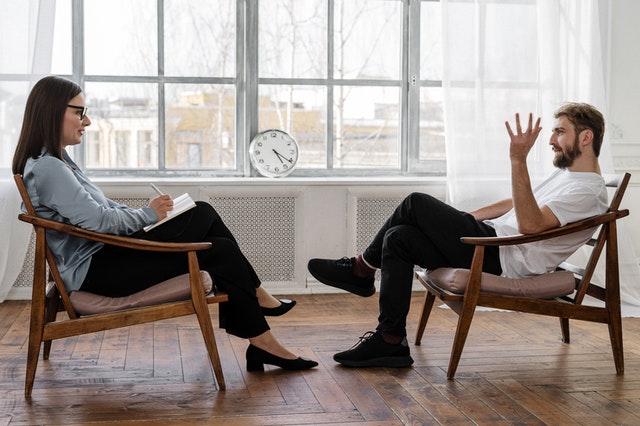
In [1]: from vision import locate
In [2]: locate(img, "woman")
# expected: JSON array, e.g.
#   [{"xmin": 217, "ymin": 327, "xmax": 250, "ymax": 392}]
[{"xmin": 12, "ymin": 75, "xmax": 317, "ymax": 372}]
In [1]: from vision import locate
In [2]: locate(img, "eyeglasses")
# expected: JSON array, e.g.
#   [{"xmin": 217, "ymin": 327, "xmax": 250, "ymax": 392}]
[{"xmin": 67, "ymin": 104, "xmax": 88, "ymax": 120}]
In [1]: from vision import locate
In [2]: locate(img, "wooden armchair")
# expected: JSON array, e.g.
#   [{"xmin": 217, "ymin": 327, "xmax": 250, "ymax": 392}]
[
  {"xmin": 14, "ymin": 174, "xmax": 228, "ymax": 397},
  {"xmin": 414, "ymin": 173, "xmax": 631, "ymax": 379}
]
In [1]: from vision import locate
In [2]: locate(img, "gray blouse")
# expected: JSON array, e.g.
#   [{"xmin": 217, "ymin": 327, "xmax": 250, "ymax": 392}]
[{"xmin": 22, "ymin": 148, "xmax": 157, "ymax": 291}]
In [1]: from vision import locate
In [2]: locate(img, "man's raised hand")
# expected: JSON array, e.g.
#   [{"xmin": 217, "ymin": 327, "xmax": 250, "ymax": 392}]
[{"xmin": 505, "ymin": 112, "xmax": 542, "ymax": 164}]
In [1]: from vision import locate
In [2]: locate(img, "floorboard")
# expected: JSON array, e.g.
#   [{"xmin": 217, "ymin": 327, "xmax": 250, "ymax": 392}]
[{"xmin": 1, "ymin": 292, "xmax": 640, "ymax": 425}]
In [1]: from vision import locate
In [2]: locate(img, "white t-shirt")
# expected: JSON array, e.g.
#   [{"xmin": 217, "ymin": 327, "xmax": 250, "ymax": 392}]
[{"xmin": 486, "ymin": 169, "xmax": 608, "ymax": 278}]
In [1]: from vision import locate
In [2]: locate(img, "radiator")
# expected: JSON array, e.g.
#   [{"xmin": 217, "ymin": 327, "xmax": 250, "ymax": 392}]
[{"xmin": 209, "ymin": 196, "xmax": 297, "ymax": 282}]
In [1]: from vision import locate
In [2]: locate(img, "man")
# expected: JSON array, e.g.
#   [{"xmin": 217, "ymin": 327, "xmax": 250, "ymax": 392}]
[{"xmin": 308, "ymin": 103, "xmax": 609, "ymax": 368}]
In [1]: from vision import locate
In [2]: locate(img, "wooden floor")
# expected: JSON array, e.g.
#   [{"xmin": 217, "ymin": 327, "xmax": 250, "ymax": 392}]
[{"xmin": 2, "ymin": 292, "xmax": 640, "ymax": 425}]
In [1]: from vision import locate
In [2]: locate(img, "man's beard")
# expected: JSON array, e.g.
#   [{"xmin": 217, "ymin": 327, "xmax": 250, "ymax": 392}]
[{"xmin": 553, "ymin": 136, "xmax": 581, "ymax": 168}]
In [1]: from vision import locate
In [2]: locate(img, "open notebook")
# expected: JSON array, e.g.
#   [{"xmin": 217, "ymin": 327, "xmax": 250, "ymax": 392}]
[{"xmin": 143, "ymin": 193, "xmax": 196, "ymax": 232}]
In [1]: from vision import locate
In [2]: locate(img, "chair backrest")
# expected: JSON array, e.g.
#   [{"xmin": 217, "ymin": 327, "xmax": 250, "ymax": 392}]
[
  {"xmin": 604, "ymin": 173, "xmax": 629, "ymax": 212},
  {"xmin": 14, "ymin": 174, "xmax": 78, "ymax": 318},
  {"xmin": 560, "ymin": 172, "xmax": 630, "ymax": 305}
]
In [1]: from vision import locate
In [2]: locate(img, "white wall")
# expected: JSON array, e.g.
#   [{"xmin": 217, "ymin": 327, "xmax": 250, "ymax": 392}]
[{"xmin": 609, "ymin": 0, "xmax": 640, "ymax": 257}]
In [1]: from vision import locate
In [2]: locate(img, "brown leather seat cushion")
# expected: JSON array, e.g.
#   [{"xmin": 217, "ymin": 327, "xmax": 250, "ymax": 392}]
[
  {"xmin": 69, "ymin": 271, "xmax": 213, "ymax": 315},
  {"xmin": 426, "ymin": 268, "xmax": 575, "ymax": 299}
]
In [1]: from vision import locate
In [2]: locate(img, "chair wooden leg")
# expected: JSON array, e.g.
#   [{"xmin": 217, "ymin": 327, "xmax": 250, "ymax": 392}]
[
  {"xmin": 415, "ymin": 291, "xmax": 436, "ymax": 345},
  {"xmin": 25, "ymin": 314, "xmax": 44, "ymax": 398},
  {"xmin": 445, "ymin": 246, "xmax": 485, "ymax": 379},
  {"xmin": 605, "ymin": 271, "xmax": 624, "ymax": 374},
  {"xmin": 446, "ymin": 301, "xmax": 477, "ymax": 379},
  {"xmin": 188, "ymin": 253, "xmax": 226, "ymax": 390},
  {"xmin": 26, "ymin": 233, "xmax": 49, "ymax": 397},
  {"xmin": 560, "ymin": 317, "xmax": 570, "ymax": 343},
  {"xmin": 194, "ymin": 316, "xmax": 225, "ymax": 388},
  {"xmin": 605, "ymin": 222, "xmax": 624, "ymax": 375},
  {"xmin": 193, "ymin": 301, "xmax": 226, "ymax": 390},
  {"xmin": 608, "ymin": 317, "xmax": 624, "ymax": 375},
  {"xmin": 42, "ymin": 295, "xmax": 60, "ymax": 360},
  {"xmin": 607, "ymin": 277, "xmax": 624, "ymax": 374}
]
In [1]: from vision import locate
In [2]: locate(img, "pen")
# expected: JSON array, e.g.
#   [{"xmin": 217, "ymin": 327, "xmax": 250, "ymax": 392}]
[{"xmin": 150, "ymin": 183, "xmax": 164, "ymax": 196}]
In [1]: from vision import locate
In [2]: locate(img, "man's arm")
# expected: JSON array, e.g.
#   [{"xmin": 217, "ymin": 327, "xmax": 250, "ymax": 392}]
[
  {"xmin": 506, "ymin": 113, "xmax": 560, "ymax": 234},
  {"xmin": 469, "ymin": 198, "xmax": 513, "ymax": 221}
]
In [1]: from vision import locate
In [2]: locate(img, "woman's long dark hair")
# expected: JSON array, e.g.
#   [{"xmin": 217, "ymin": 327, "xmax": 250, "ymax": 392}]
[{"xmin": 12, "ymin": 76, "xmax": 83, "ymax": 175}]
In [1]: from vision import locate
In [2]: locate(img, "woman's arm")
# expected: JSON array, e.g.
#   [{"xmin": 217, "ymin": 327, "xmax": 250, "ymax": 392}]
[{"xmin": 31, "ymin": 157, "xmax": 157, "ymax": 235}]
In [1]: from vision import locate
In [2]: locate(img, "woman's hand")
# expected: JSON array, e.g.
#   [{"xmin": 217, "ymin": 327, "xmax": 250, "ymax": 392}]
[{"xmin": 149, "ymin": 195, "xmax": 173, "ymax": 221}]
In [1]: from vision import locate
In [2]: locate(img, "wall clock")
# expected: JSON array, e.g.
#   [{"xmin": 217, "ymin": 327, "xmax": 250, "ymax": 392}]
[{"xmin": 249, "ymin": 129, "xmax": 299, "ymax": 177}]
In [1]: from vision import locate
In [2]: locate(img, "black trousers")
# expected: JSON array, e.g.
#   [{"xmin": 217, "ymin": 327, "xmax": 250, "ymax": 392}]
[
  {"xmin": 362, "ymin": 193, "xmax": 502, "ymax": 337},
  {"xmin": 80, "ymin": 201, "xmax": 269, "ymax": 339}
]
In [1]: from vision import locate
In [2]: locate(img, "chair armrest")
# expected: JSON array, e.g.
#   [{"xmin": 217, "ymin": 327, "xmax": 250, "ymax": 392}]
[
  {"xmin": 461, "ymin": 209, "xmax": 629, "ymax": 247},
  {"xmin": 18, "ymin": 213, "xmax": 211, "ymax": 253}
]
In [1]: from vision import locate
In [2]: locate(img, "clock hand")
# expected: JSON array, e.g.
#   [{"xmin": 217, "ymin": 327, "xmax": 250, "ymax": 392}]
[
  {"xmin": 272, "ymin": 149, "xmax": 293, "ymax": 164},
  {"xmin": 272, "ymin": 149, "xmax": 285, "ymax": 163}
]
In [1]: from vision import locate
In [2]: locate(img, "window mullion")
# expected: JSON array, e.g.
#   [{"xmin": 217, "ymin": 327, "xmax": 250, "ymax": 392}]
[
  {"xmin": 407, "ymin": 0, "xmax": 420, "ymax": 173},
  {"xmin": 157, "ymin": 0, "xmax": 166, "ymax": 171},
  {"xmin": 236, "ymin": 0, "xmax": 247, "ymax": 175},
  {"xmin": 326, "ymin": 0, "xmax": 335, "ymax": 170},
  {"xmin": 246, "ymin": 0, "xmax": 259, "ymax": 176},
  {"xmin": 72, "ymin": 0, "xmax": 86, "ymax": 170}
]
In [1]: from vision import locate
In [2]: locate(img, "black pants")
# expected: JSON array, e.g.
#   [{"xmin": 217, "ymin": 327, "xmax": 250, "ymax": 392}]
[
  {"xmin": 80, "ymin": 201, "xmax": 269, "ymax": 339},
  {"xmin": 362, "ymin": 193, "xmax": 502, "ymax": 337}
]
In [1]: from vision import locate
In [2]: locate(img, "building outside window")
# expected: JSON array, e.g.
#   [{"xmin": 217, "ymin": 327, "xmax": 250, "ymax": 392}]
[{"xmin": 137, "ymin": 130, "xmax": 155, "ymax": 169}]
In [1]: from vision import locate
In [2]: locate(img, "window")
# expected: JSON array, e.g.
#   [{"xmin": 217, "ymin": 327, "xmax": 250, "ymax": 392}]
[{"xmin": 0, "ymin": 0, "xmax": 444, "ymax": 176}]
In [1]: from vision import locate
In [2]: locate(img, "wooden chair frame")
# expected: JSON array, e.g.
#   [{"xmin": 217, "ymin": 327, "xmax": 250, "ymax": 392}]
[
  {"xmin": 415, "ymin": 173, "xmax": 631, "ymax": 379},
  {"xmin": 14, "ymin": 174, "xmax": 228, "ymax": 397}
]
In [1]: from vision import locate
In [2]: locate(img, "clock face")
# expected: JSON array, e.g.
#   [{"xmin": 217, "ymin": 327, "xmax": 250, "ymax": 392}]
[{"xmin": 249, "ymin": 129, "xmax": 299, "ymax": 177}]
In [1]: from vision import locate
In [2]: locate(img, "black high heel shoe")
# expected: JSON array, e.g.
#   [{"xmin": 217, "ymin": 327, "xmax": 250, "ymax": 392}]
[
  {"xmin": 246, "ymin": 344, "xmax": 318, "ymax": 372},
  {"xmin": 261, "ymin": 298, "xmax": 296, "ymax": 316}
]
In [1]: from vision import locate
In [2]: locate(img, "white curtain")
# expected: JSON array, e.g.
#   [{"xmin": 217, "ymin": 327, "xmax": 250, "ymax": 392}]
[
  {"xmin": 0, "ymin": 0, "xmax": 56, "ymax": 302},
  {"xmin": 441, "ymin": 0, "xmax": 640, "ymax": 315}
]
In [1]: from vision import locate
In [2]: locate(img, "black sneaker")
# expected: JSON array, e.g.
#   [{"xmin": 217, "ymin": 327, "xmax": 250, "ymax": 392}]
[
  {"xmin": 307, "ymin": 257, "xmax": 376, "ymax": 297},
  {"xmin": 334, "ymin": 331, "xmax": 414, "ymax": 368}
]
